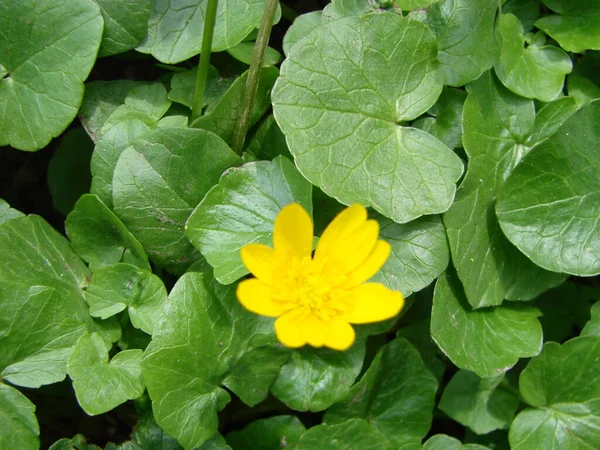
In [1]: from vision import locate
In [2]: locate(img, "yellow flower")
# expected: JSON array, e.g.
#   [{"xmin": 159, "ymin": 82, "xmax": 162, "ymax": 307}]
[{"xmin": 237, "ymin": 203, "xmax": 404, "ymax": 351}]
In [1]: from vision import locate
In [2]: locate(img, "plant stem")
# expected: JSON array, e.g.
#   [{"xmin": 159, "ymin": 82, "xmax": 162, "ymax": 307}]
[
  {"xmin": 231, "ymin": 0, "xmax": 279, "ymax": 155},
  {"xmin": 191, "ymin": 0, "xmax": 219, "ymax": 121}
]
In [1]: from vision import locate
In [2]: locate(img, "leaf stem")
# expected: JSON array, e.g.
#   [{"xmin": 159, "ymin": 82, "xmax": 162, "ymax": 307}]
[
  {"xmin": 231, "ymin": 0, "xmax": 279, "ymax": 155},
  {"xmin": 191, "ymin": 0, "xmax": 219, "ymax": 121}
]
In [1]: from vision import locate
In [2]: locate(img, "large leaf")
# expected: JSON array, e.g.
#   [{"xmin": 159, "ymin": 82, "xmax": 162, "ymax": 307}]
[
  {"xmin": 113, "ymin": 128, "xmax": 242, "ymax": 274},
  {"xmin": 66, "ymin": 194, "xmax": 150, "ymax": 272},
  {"xmin": 427, "ymin": 0, "xmax": 500, "ymax": 87},
  {"xmin": 496, "ymin": 100, "xmax": 600, "ymax": 277},
  {"xmin": 509, "ymin": 336, "xmax": 600, "ymax": 449},
  {"xmin": 137, "ymin": 0, "xmax": 267, "ymax": 64},
  {"xmin": 325, "ymin": 339, "xmax": 438, "ymax": 447},
  {"xmin": 142, "ymin": 272, "xmax": 290, "ymax": 450},
  {"xmin": 0, "ymin": 0, "xmax": 103, "ymax": 151},
  {"xmin": 294, "ymin": 419, "xmax": 394, "ymax": 450},
  {"xmin": 67, "ymin": 333, "xmax": 144, "ymax": 415},
  {"xmin": 535, "ymin": 0, "xmax": 600, "ymax": 53},
  {"xmin": 0, "ymin": 383, "xmax": 39, "ymax": 450},
  {"xmin": 92, "ymin": 0, "xmax": 151, "ymax": 57},
  {"xmin": 439, "ymin": 370, "xmax": 519, "ymax": 434},
  {"xmin": 273, "ymin": 13, "xmax": 463, "ymax": 224},
  {"xmin": 186, "ymin": 156, "xmax": 312, "ymax": 285},
  {"xmin": 444, "ymin": 71, "xmax": 565, "ymax": 308},
  {"xmin": 431, "ymin": 270, "xmax": 543, "ymax": 378},
  {"xmin": 226, "ymin": 416, "xmax": 306, "ymax": 450},
  {"xmin": 0, "ymin": 215, "xmax": 92, "ymax": 387},
  {"xmin": 270, "ymin": 343, "xmax": 365, "ymax": 412},
  {"xmin": 494, "ymin": 13, "xmax": 571, "ymax": 102}
]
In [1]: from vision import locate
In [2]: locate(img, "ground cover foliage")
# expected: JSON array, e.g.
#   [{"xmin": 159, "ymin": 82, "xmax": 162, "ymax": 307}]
[{"xmin": 1, "ymin": 0, "xmax": 599, "ymax": 448}]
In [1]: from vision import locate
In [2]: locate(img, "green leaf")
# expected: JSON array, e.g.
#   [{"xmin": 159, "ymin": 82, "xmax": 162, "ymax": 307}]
[
  {"xmin": 582, "ymin": 302, "xmax": 600, "ymax": 337},
  {"xmin": 325, "ymin": 339, "xmax": 438, "ymax": 447},
  {"xmin": 191, "ymin": 67, "xmax": 278, "ymax": 147},
  {"xmin": 92, "ymin": 0, "xmax": 151, "ymax": 57},
  {"xmin": 85, "ymin": 263, "xmax": 167, "ymax": 334},
  {"xmin": 525, "ymin": 96, "xmax": 578, "ymax": 146},
  {"xmin": 273, "ymin": 13, "xmax": 463, "ymax": 224},
  {"xmin": 321, "ymin": 0, "xmax": 374, "ymax": 20},
  {"xmin": 226, "ymin": 42, "xmax": 281, "ymax": 66},
  {"xmin": 412, "ymin": 87, "xmax": 467, "ymax": 150},
  {"xmin": 396, "ymin": 0, "xmax": 440, "ymax": 9},
  {"xmin": 142, "ymin": 272, "xmax": 289, "ymax": 450},
  {"xmin": 48, "ymin": 128, "xmax": 94, "ymax": 216},
  {"xmin": 423, "ymin": 434, "xmax": 490, "ymax": 450},
  {"xmin": 444, "ymin": 71, "xmax": 565, "ymax": 308},
  {"xmin": 270, "ymin": 343, "xmax": 365, "ymax": 412},
  {"xmin": 245, "ymin": 115, "xmax": 292, "ymax": 161},
  {"xmin": 186, "ymin": 156, "xmax": 312, "ymax": 285},
  {"xmin": 282, "ymin": 11, "xmax": 322, "ymax": 56},
  {"xmin": 226, "ymin": 416, "xmax": 306, "ymax": 450},
  {"xmin": 535, "ymin": 0, "xmax": 600, "ymax": 53},
  {"xmin": 137, "ymin": 0, "xmax": 267, "ymax": 64},
  {"xmin": 568, "ymin": 76, "xmax": 600, "ymax": 107},
  {"xmin": 79, "ymin": 80, "xmax": 137, "ymax": 142},
  {"xmin": 494, "ymin": 14, "xmax": 571, "ymax": 102},
  {"xmin": 0, "ymin": 383, "xmax": 39, "ymax": 450},
  {"xmin": 431, "ymin": 270, "xmax": 543, "ymax": 378},
  {"xmin": 496, "ymin": 100, "xmax": 600, "ymax": 277},
  {"xmin": 372, "ymin": 214, "xmax": 449, "ymax": 297},
  {"xmin": 66, "ymin": 194, "xmax": 150, "ymax": 272},
  {"xmin": 117, "ymin": 414, "xmax": 184, "ymax": 450},
  {"xmin": 509, "ymin": 336, "xmax": 600, "ymax": 449},
  {"xmin": 67, "ymin": 333, "xmax": 144, "ymax": 415},
  {"xmin": 502, "ymin": 0, "xmax": 541, "ymax": 32},
  {"xmin": 294, "ymin": 419, "xmax": 394, "ymax": 450},
  {"xmin": 90, "ymin": 83, "xmax": 171, "ymax": 208},
  {"xmin": 113, "ymin": 128, "xmax": 242, "ymax": 274},
  {"xmin": 168, "ymin": 66, "xmax": 234, "ymax": 110},
  {"xmin": 439, "ymin": 370, "xmax": 519, "ymax": 434},
  {"xmin": 0, "ymin": 0, "xmax": 103, "ymax": 151},
  {"xmin": 427, "ymin": 0, "xmax": 500, "ymax": 87},
  {"xmin": 396, "ymin": 319, "xmax": 446, "ymax": 381},
  {"xmin": 48, "ymin": 434, "xmax": 102, "ymax": 450},
  {"xmin": 0, "ymin": 199, "xmax": 24, "ymax": 225}
]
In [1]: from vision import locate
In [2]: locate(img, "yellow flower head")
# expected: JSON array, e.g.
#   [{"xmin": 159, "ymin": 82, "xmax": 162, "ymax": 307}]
[{"xmin": 237, "ymin": 203, "xmax": 404, "ymax": 351}]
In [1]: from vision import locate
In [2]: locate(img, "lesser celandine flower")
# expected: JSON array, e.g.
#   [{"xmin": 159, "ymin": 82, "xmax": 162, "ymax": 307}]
[{"xmin": 237, "ymin": 203, "xmax": 404, "ymax": 351}]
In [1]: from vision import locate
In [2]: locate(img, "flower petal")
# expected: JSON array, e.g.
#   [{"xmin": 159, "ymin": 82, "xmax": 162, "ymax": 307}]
[
  {"xmin": 342, "ymin": 283, "xmax": 404, "ymax": 324},
  {"xmin": 324, "ymin": 319, "xmax": 356, "ymax": 351},
  {"xmin": 322, "ymin": 219, "xmax": 380, "ymax": 275},
  {"xmin": 237, "ymin": 279, "xmax": 285, "ymax": 317},
  {"xmin": 275, "ymin": 311, "xmax": 307, "ymax": 348},
  {"xmin": 240, "ymin": 243, "xmax": 276, "ymax": 284},
  {"xmin": 315, "ymin": 204, "xmax": 367, "ymax": 260},
  {"xmin": 273, "ymin": 203, "xmax": 313, "ymax": 260},
  {"xmin": 346, "ymin": 240, "xmax": 391, "ymax": 286}
]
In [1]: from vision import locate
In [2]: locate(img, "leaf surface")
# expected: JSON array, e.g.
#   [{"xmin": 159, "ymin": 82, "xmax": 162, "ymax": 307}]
[
  {"xmin": 226, "ymin": 416, "xmax": 306, "ymax": 450},
  {"xmin": 0, "ymin": 383, "xmax": 39, "ymax": 450}
]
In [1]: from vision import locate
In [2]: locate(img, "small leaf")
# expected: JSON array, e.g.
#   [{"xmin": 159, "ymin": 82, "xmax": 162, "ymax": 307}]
[
  {"xmin": 168, "ymin": 66, "xmax": 234, "ymax": 110},
  {"xmin": 535, "ymin": 0, "xmax": 600, "ymax": 53},
  {"xmin": 439, "ymin": 370, "xmax": 519, "ymax": 434},
  {"xmin": 496, "ymin": 100, "xmax": 600, "ymax": 277},
  {"xmin": 282, "ymin": 11, "xmax": 322, "ymax": 56},
  {"xmin": 325, "ymin": 339, "xmax": 438, "ymax": 447},
  {"xmin": 568, "ymin": 75, "xmax": 600, "ymax": 107},
  {"xmin": 273, "ymin": 13, "xmax": 462, "ymax": 223},
  {"xmin": 117, "ymin": 414, "xmax": 184, "ymax": 450},
  {"xmin": 113, "ymin": 128, "xmax": 242, "ymax": 274},
  {"xmin": 270, "ymin": 343, "xmax": 365, "ymax": 412},
  {"xmin": 226, "ymin": 416, "xmax": 306, "ymax": 450},
  {"xmin": 186, "ymin": 156, "xmax": 312, "ymax": 284},
  {"xmin": 66, "ymin": 194, "xmax": 150, "ymax": 272},
  {"xmin": 431, "ymin": 270, "xmax": 543, "ymax": 378},
  {"xmin": 294, "ymin": 419, "xmax": 394, "ymax": 450},
  {"xmin": 0, "ymin": 0, "xmax": 103, "ymax": 151},
  {"xmin": 226, "ymin": 42, "xmax": 281, "ymax": 66},
  {"xmin": 423, "ymin": 434, "xmax": 491, "ymax": 450},
  {"xmin": 494, "ymin": 14, "xmax": 571, "ymax": 102},
  {"xmin": 85, "ymin": 263, "xmax": 167, "ymax": 334},
  {"xmin": 245, "ymin": 115, "xmax": 292, "ymax": 161},
  {"xmin": 427, "ymin": 0, "xmax": 500, "ymax": 87},
  {"xmin": 582, "ymin": 302, "xmax": 600, "ymax": 337},
  {"xmin": 0, "ymin": 383, "xmax": 39, "ymax": 450},
  {"xmin": 67, "ymin": 333, "xmax": 144, "ymax": 415}
]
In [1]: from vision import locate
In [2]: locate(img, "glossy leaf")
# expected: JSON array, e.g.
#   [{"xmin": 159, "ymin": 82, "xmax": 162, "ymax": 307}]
[
  {"xmin": 142, "ymin": 272, "xmax": 289, "ymax": 449},
  {"xmin": 439, "ymin": 370, "xmax": 519, "ymax": 434},
  {"xmin": 568, "ymin": 75, "xmax": 600, "ymax": 107},
  {"xmin": 325, "ymin": 339, "xmax": 438, "ymax": 447},
  {"xmin": 93, "ymin": 0, "xmax": 151, "ymax": 57},
  {"xmin": 431, "ymin": 270, "xmax": 543, "ymax": 378},
  {"xmin": 113, "ymin": 127, "xmax": 242, "ymax": 274},
  {"xmin": 270, "ymin": 343, "xmax": 365, "ymax": 412},
  {"xmin": 494, "ymin": 14, "xmax": 571, "ymax": 102},
  {"xmin": 427, "ymin": 0, "xmax": 500, "ymax": 87},
  {"xmin": 444, "ymin": 71, "xmax": 565, "ymax": 308},
  {"xmin": 186, "ymin": 156, "xmax": 312, "ymax": 284},
  {"xmin": 0, "ymin": 0, "xmax": 103, "ymax": 151},
  {"xmin": 423, "ymin": 434, "xmax": 490, "ymax": 450},
  {"xmin": 294, "ymin": 419, "xmax": 394, "ymax": 450},
  {"xmin": 0, "ymin": 383, "xmax": 39, "ymax": 450},
  {"xmin": 66, "ymin": 194, "xmax": 150, "ymax": 272},
  {"xmin": 226, "ymin": 416, "xmax": 306, "ymax": 450},
  {"xmin": 497, "ymin": 101, "xmax": 600, "ymax": 277},
  {"xmin": 67, "ymin": 333, "xmax": 144, "ymax": 415},
  {"xmin": 273, "ymin": 13, "xmax": 463, "ymax": 224}
]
